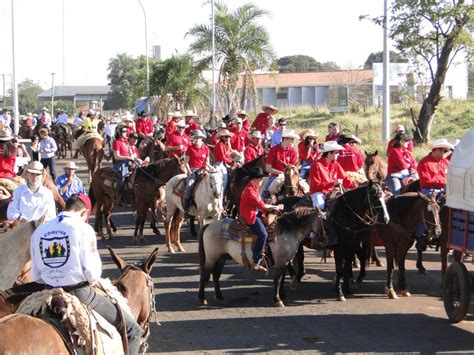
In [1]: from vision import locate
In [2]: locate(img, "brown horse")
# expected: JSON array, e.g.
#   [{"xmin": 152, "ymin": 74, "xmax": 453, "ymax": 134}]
[
  {"xmin": 51, "ymin": 124, "xmax": 73, "ymax": 159},
  {"xmin": 133, "ymin": 157, "xmax": 186, "ymax": 243},
  {"xmin": 18, "ymin": 125, "xmax": 33, "ymax": 140},
  {"xmin": 376, "ymin": 193, "xmax": 441, "ymax": 299},
  {"xmin": 364, "ymin": 150, "xmax": 387, "ymax": 182},
  {"xmin": 0, "ymin": 247, "xmax": 158, "ymax": 354},
  {"xmin": 139, "ymin": 137, "xmax": 167, "ymax": 162},
  {"xmin": 80, "ymin": 136, "xmax": 105, "ymax": 183}
]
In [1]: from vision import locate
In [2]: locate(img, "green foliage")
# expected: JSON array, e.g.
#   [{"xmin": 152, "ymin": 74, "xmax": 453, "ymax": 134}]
[
  {"xmin": 52, "ymin": 100, "xmax": 75, "ymax": 116},
  {"xmin": 17, "ymin": 79, "xmax": 43, "ymax": 114},
  {"xmin": 363, "ymin": 51, "xmax": 408, "ymax": 69},
  {"xmin": 277, "ymin": 55, "xmax": 341, "ymax": 73}
]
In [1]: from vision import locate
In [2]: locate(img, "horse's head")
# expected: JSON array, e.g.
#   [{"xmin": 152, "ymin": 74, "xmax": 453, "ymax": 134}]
[
  {"xmin": 366, "ymin": 180, "xmax": 390, "ymax": 225},
  {"xmin": 206, "ymin": 167, "xmax": 224, "ymax": 199},
  {"xmin": 108, "ymin": 247, "xmax": 158, "ymax": 342},
  {"xmin": 418, "ymin": 193, "xmax": 441, "ymax": 241},
  {"xmin": 364, "ymin": 150, "xmax": 387, "ymax": 182}
]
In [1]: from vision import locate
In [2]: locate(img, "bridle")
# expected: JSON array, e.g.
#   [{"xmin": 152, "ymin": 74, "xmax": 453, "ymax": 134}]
[
  {"xmin": 284, "ymin": 165, "xmax": 300, "ymax": 196},
  {"xmin": 205, "ymin": 170, "xmax": 222, "ymax": 199},
  {"xmin": 421, "ymin": 200, "xmax": 441, "ymax": 238},
  {"xmin": 341, "ymin": 184, "xmax": 386, "ymax": 227}
]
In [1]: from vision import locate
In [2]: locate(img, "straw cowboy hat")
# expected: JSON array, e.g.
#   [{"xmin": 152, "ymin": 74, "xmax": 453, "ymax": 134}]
[
  {"xmin": 321, "ymin": 141, "xmax": 345, "ymax": 153},
  {"xmin": 299, "ymin": 129, "xmax": 318, "ymax": 141},
  {"xmin": 431, "ymin": 139, "xmax": 454, "ymax": 151},
  {"xmin": 169, "ymin": 111, "xmax": 183, "ymax": 118},
  {"xmin": 236, "ymin": 110, "xmax": 248, "ymax": 117},
  {"xmin": 281, "ymin": 129, "xmax": 299, "ymax": 140},
  {"xmin": 216, "ymin": 129, "xmax": 234, "ymax": 138},
  {"xmin": 0, "ymin": 129, "xmax": 12, "ymax": 141},
  {"xmin": 262, "ymin": 105, "xmax": 278, "ymax": 114},
  {"xmin": 337, "ymin": 134, "xmax": 362, "ymax": 144},
  {"xmin": 234, "ymin": 117, "xmax": 243, "ymax": 124},
  {"xmin": 250, "ymin": 130, "xmax": 263, "ymax": 139},
  {"xmin": 176, "ymin": 120, "xmax": 186, "ymax": 127},
  {"xmin": 184, "ymin": 110, "xmax": 198, "ymax": 117},
  {"xmin": 65, "ymin": 161, "xmax": 78, "ymax": 170},
  {"xmin": 26, "ymin": 161, "xmax": 44, "ymax": 174},
  {"xmin": 41, "ymin": 106, "xmax": 49, "ymax": 111}
]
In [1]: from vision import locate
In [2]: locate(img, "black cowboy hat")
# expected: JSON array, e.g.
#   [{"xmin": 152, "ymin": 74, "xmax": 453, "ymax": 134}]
[{"xmin": 248, "ymin": 167, "xmax": 269, "ymax": 180}]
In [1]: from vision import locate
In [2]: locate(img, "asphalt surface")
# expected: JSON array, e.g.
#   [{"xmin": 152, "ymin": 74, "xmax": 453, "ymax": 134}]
[{"xmin": 67, "ymin": 158, "xmax": 474, "ymax": 354}]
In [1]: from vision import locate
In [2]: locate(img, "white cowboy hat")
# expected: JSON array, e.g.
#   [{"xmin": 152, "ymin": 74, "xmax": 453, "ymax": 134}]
[
  {"xmin": 281, "ymin": 129, "xmax": 299, "ymax": 140},
  {"xmin": 26, "ymin": 161, "xmax": 44, "ymax": 174},
  {"xmin": 41, "ymin": 106, "xmax": 49, "ymax": 111},
  {"xmin": 217, "ymin": 122, "xmax": 227, "ymax": 129},
  {"xmin": 216, "ymin": 129, "xmax": 234, "ymax": 138},
  {"xmin": 170, "ymin": 111, "xmax": 183, "ymax": 118},
  {"xmin": 321, "ymin": 141, "xmax": 345, "ymax": 153},
  {"xmin": 250, "ymin": 130, "xmax": 263, "ymax": 139},
  {"xmin": 65, "ymin": 161, "xmax": 78, "ymax": 170},
  {"xmin": 121, "ymin": 112, "xmax": 134, "ymax": 122},
  {"xmin": 184, "ymin": 110, "xmax": 198, "ymax": 117},
  {"xmin": 176, "ymin": 119, "xmax": 186, "ymax": 127},
  {"xmin": 431, "ymin": 139, "xmax": 454, "ymax": 151},
  {"xmin": 236, "ymin": 109, "xmax": 248, "ymax": 117},
  {"xmin": 234, "ymin": 117, "xmax": 243, "ymax": 124},
  {"xmin": 0, "ymin": 129, "xmax": 12, "ymax": 141},
  {"xmin": 262, "ymin": 104, "xmax": 278, "ymax": 114},
  {"xmin": 300, "ymin": 129, "xmax": 318, "ymax": 140}
]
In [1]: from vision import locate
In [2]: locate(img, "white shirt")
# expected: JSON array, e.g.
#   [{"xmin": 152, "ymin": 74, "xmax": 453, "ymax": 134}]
[
  {"xmin": 105, "ymin": 122, "xmax": 117, "ymax": 138},
  {"xmin": 56, "ymin": 113, "xmax": 69, "ymax": 125},
  {"xmin": 7, "ymin": 184, "xmax": 57, "ymax": 222},
  {"xmin": 39, "ymin": 136, "xmax": 58, "ymax": 158},
  {"xmin": 31, "ymin": 211, "xmax": 102, "ymax": 287},
  {"xmin": 73, "ymin": 116, "xmax": 83, "ymax": 126}
]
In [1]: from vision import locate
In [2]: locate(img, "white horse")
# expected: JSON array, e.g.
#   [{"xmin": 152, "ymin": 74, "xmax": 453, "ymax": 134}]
[{"xmin": 164, "ymin": 167, "xmax": 224, "ymax": 253}]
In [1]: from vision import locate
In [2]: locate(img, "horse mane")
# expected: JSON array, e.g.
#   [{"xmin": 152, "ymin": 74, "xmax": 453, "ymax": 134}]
[
  {"xmin": 276, "ymin": 207, "xmax": 316, "ymax": 235},
  {"xmin": 137, "ymin": 158, "xmax": 172, "ymax": 177},
  {"xmin": 329, "ymin": 184, "xmax": 371, "ymax": 227},
  {"xmin": 386, "ymin": 193, "xmax": 420, "ymax": 222}
]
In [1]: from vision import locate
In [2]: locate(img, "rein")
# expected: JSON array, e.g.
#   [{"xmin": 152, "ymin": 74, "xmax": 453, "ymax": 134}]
[
  {"xmin": 136, "ymin": 162, "xmax": 171, "ymax": 186},
  {"xmin": 340, "ymin": 187, "xmax": 383, "ymax": 228}
]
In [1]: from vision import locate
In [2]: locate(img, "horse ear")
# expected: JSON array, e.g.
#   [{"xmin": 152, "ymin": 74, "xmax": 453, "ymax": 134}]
[
  {"xmin": 107, "ymin": 246, "xmax": 127, "ymax": 271},
  {"xmin": 364, "ymin": 150, "xmax": 368, "ymax": 156},
  {"xmin": 141, "ymin": 247, "xmax": 159, "ymax": 274},
  {"xmin": 34, "ymin": 213, "xmax": 47, "ymax": 228},
  {"xmin": 374, "ymin": 150, "xmax": 378, "ymax": 156}
]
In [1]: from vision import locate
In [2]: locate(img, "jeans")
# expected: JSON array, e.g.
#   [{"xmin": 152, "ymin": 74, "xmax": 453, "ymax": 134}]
[
  {"xmin": 421, "ymin": 188, "xmax": 444, "ymax": 200},
  {"xmin": 183, "ymin": 169, "xmax": 202, "ymax": 209},
  {"xmin": 310, "ymin": 192, "xmax": 326, "ymax": 210},
  {"xmin": 113, "ymin": 161, "xmax": 131, "ymax": 194},
  {"xmin": 299, "ymin": 162, "xmax": 311, "ymax": 179},
  {"xmin": 71, "ymin": 286, "xmax": 142, "ymax": 355},
  {"xmin": 386, "ymin": 171, "xmax": 412, "ymax": 196},
  {"xmin": 40, "ymin": 157, "xmax": 56, "ymax": 181},
  {"xmin": 249, "ymin": 215, "xmax": 268, "ymax": 263}
]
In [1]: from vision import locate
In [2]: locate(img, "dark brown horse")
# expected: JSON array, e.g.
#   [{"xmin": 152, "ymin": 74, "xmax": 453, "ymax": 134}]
[
  {"xmin": 0, "ymin": 247, "xmax": 158, "ymax": 354},
  {"xmin": 376, "ymin": 193, "xmax": 441, "ymax": 299},
  {"xmin": 80, "ymin": 136, "xmax": 105, "ymax": 183},
  {"xmin": 51, "ymin": 124, "xmax": 73, "ymax": 159},
  {"xmin": 133, "ymin": 157, "xmax": 186, "ymax": 242},
  {"xmin": 364, "ymin": 150, "xmax": 387, "ymax": 182},
  {"xmin": 18, "ymin": 125, "xmax": 33, "ymax": 140},
  {"xmin": 139, "ymin": 137, "xmax": 167, "ymax": 162}
]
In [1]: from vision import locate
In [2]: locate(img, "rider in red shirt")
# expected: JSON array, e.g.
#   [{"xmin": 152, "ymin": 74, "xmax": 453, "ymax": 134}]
[
  {"xmin": 387, "ymin": 124, "xmax": 414, "ymax": 154},
  {"xmin": 213, "ymin": 129, "xmax": 235, "ymax": 196},
  {"xmin": 251, "ymin": 105, "xmax": 278, "ymax": 135},
  {"xmin": 236, "ymin": 110, "xmax": 251, "ymax": 131},
  {"xmin": 0, "ymin": 130, "xmax": 18, "ymax": 178},
  {"xmin": 386, "ymin": 133, "xmax": 416, "ymax": 195},
  {"xmin": 165, "ymin": 112, "xmax": 183, "ymax": 136},
  {"xmin": 298, "ymin": 129, "xmax": 319, "ymax": 179},
  {"xmin": 184, "ymin": 110, "xmax": 203, "ymax": 137},
  {"xmin": 325, "ymin": 122, "xmax": 341, "ymax": 142},
  {"xmin": 165, "ymin": 120, "xmax": 190, "ymax": 157},
  {"xmin": 230, "ymin": 118, "xmax": 249, "ymax": 152},
  {"xmin": 244, "ymin": 130, "xmax": 264, "ymax": 163},
  {"xmin": 113, "ymin": 127, "xmax": 134, "ymax": 203},
  {"xmin": 240, "ymin": 167, "xmax": 283, "ymax": 272},
  {"xmin": 135, "ymin": 112, "xmax": 154, "ymax": 140},
  {"xmin": 336, "ymin": 134, "xmax": 364, "ymax": 173}
]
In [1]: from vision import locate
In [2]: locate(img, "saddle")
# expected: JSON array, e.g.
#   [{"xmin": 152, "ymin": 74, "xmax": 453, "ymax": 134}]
[{"xmin": 173, "ymin": 173, "xmax": 206, "ymax": 209}]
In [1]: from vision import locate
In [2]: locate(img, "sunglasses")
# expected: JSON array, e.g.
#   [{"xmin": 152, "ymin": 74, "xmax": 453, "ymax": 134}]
[
  {"xmin": 121, "ymin": 130, "xmax": 128, "ymax": 133},
  {"xmin": 439, "ymin": 149, "xmax": 449, "ymax": 153},
  {"xmin": 280, "ymin": 123, "xmax": 286, "ymax": 126},
  {"xmin": 11, "ymin": 139, "xmax": 18, "ymax": 143}
]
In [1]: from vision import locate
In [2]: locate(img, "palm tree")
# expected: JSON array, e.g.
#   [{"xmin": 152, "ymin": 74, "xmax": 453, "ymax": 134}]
[
  {"xmin": 150, "ymin": 54, "xmax": 209, "ymax": 117},
  {"xmin": 187, "ymin": 2, "xmax": 274, "ymax": 113}
]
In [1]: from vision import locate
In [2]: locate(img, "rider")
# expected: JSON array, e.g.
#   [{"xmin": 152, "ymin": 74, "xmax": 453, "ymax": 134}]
[
  {"xmin": 236, "ymin": 110, "xmax": 251, "ymax": 131},
  {"xmin": 165, "ymin": 111, "xmax": 183, "ymax": 136},
  {"xmin": 55, "ymin": 161, "xmax": 85, "ymax": 202},
  {"xmin": 298, "ymin": 129, "xmax": 319, "ymax": 179},
  {"xmin": 229, "ymin": 117, "xmax": 249, "ymax": 157},
  {"xmin": 183, "ymin": 130, "xmax": 211, "ymax": 216},
  {"xmin": 37, "ymin": 107, "xmax": 52, "ymax": 131},
  {"xmin": 325, "ymin": 122, "xmax": 341, "ymax": 142},
  {"xmin": 0, "ymin": 129, "xmax": 18, "ymax": 178},
  {"xmin": 112, "ymin": 127, "xmax": 133, "ymax": 204},
  {"xmin": 244, "ymin": 130, "xmax": 264, "ymax": 163},
  {"xmin": 336, "ymin": 134, "xmax": 365, "ymax": 173},
  {"xmin": 81, "ymin": 112, "xmax": 98, "ymax": 134},
  {"xmin": 165, "ymin": 119, "xmax": 190, "ymax": 157},
  {"xmin": 30, "ymin": 194, "xmax": 143, "ymax": 355},
  {"xmin": 262, "ymin": 129, "xmax": 299, "ymax": 198},
  {"xmin": 251, "ymin": 105, "xmax": 278, "ymax": 135},
  {"xmin": 7, "ymin": 161, "xmax": 57, "ymax": 222},
  {"xmin": 387, "ymin": 124, "xmax": 413, "ymax": 154},
  {"xmin": 135, "ymin": 111, "xmax": 154, "ymax": 143},
  {"xmin": 240, "ymin": 167, "xmax": 283, "ymax": 272},
  {"xmin": 55, "ymin": 108, "xmax": 69, "ymax": 125},
  {"xmin": 386, "ymin": 133, "xmax": 417, "ymax": 195},
  {"xmin": 270, "ymin": 118, "xmax": 287, "ymax": 148},
  {"xmin": 213, "ymin": 128, "xmax": 235, "ymax": 194},
  {"xmin": 413, "ymin": 138, "xmax": 453, "ymax": 251},
  {"xmin": 183, "ymin": 110, "xmax": 202, "ymax": 137}
]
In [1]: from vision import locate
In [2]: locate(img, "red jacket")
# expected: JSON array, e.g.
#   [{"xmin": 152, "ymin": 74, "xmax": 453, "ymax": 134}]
[
  {"xmin": 213, "ymin": 141, "xmax": 232, "ymax": 165},
  {"xmin": 298, "ymin": 141, "xmax": 319, "ymax": 164},
  {"xmin": 135, "ymin": 117, "xmax": 154, "ymax": 136},
  {"xmin": 251, "ymin": 112, "xmax": 272, "ymax": 134},
  {"xmin": 230, "ymin": 129, "xmax": 249, "ymax": 152},
  {"xmin": 240, "ymin": 182, "xmax": 266, "ymax": 225},
  {"xmin": 337, "ymin": 144, "xmax": 364, "ymax": 172},
  {"xmin": 387, "ymin": 138, "xmax": 413, "ymax": 154},
  {"xmin": 0, "ymin": 145, "xmax": 16, "ymax": 178},
  {"xmin": 309, "ymin": 157, "xmax": 355, "ymax": 195},
  {"xmin": 166, "ymin": 132, "xmax": 190, "ymax": 157},
  {"xmin": 266, "ymin": 144, "xmax": 298, "ymax": 176},
  {"xmin": 417, "ymin": 153, "xmax": 450, "ymax": 189},
  {"xmin": 387, "ymin": 147, "xmax": 410, "ymax": 174},
  {"xmin": 113, "ymin": 137, "xmax": 132, "ymax": 157},
  {"xmin": 244, "ymin": 143, "xmax": 264, "ymax": 163}
]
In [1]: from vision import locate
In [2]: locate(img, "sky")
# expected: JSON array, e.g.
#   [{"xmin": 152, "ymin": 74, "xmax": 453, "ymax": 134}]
[{"xmin": 0, "ymin": 0, "xmax": 387, "ymax": 90}]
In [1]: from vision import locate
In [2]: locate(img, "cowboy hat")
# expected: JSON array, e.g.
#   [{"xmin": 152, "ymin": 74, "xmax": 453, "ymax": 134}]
[
  {"xmin": 236, "ymin": 109, "xmax": 248, "ymax": 117},
  {"xmin": 250, "ymin": 130, "xmax": 263, "ymax": 139},
  {"xmin": 170, "ymin": 111, "xmax": 183, "ymax": 118},
  {"xmin": 41, "ymin": 106, "xmax": 48, "ymax": 111},
  {"xmin": 217, "ymin": 122, "xmax": 227, "ymax": 129},
  {"xmin": 215, "ymin": 129, "xmax": 234, "ymax": 138},
  {"xmin": 234, "ymin": 117, "xmax": 243, "ymax": 124},
  {"xmin": 337, "ymin": 134, "xmax": 362, "ymax": 144},
  {"xmin": 321, "ymin": 141, "xmax": 345, "ymax": 153},
  {"xmin": 262, "ymin": 104, "xmax": 278, "ymax": 114},
  {"xmin": 26, "ymin": 161, "xmax": 44, "ymax": 174},
  {"xmin": 431, "ymin": 138, "xmax": 454, "ymax": 151},
  {"xmin": 26, "ymin": 112, "xmax": 33, "ymax": 117},
  {"xmin": 121, "ymin": 112, "xmax": 134, "ymax": 121},
  {"xmin": 300, "ymin": 129, "xmax": 318, "ymax": 140},
  {"xmin": 184, "ymin": 110, "xmax": 198, "ymax": 117},
  {"xmin": 176, "ymin": 120, "xmax": 186, "ymax": 127},
  {"xmin": 0, "ymin": 129, "xmax": 12, "ymax": 141},
  {"xmin": 191, "ymin": 130, "xmax": 206, "ymax": 139},
  {"xmin": 65, "ymin": 161, "xmax": 78, "ymax": 170},
  {"xmin": 281, "ymin": 129, "xmax": 299, "ymax": 140},
  {"xmin": 248, "ymin": 167, "xmax": 269, "ymax": 180}
]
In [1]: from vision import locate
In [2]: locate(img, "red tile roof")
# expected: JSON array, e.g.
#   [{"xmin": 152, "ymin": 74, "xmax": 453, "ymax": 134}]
[{"xmin": 237, "ymin": 69, "xmax": 373, "ymax": 88}]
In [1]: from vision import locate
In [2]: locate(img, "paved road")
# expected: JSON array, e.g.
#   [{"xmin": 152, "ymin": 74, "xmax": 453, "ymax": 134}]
[{"xmin": 68, "ymin": 158, "xmax": 474, "ymax": 354}]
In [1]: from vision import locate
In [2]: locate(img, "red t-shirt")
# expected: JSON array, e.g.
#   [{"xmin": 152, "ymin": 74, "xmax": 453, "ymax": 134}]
[
  {"xmin": 337, "ymin": 144, "xmax": 364, "ymax": 172},
  {"xmin": 113, "ymin": 138, "xmax": 132, "ymax": 157},
  {"xmin": 166, "ymin": 132, "xmax": 190, "ymax": 157},
  {"xmin": 309, "ymin": 157, "xmax": 355, "ymax": 194},
  {"xmin": 298, "ymin": 141, "xmax": 319, "ymax": 164},
  {"xmin": 244, "ymin": 143, "xmax": 264, "ymax": 163},
  {"xmin": 241, "ymin": 118, "xmax": 251, "ymax": 131},
  {"xmin": 266, "ymin": 144, "xmax": 298, "ymax": 176},
  {"xmin": 251, "ymin": 112, "xmax": 271, "ymax": 134},
  {"xmin": 186, "ymin": 144, "xmax": 209, "ymax": 169},
  {"xmin": 135, "ymin": 117, "xmax": 154, "ymax": 136},
  {"xmin": 0, "ymin": 145, "xmax": 16, "ymax": 178},
  {"xmin": 417, "ymin": 154, "xmax": 450, "ymax": 189},
  {"xmin": 166, "ymin": 119, "xmax": 177, "ymax": 136},
  {"xmin": 240, "ymin": 182, "xmax": 266, "ymax": 225},
  {"xmin": 325, "ymin": 133, "xmax": 340, "ymax": 142},
  {"xmin": 184, "ymin": 120, "xmax": 202, "ymax": 136},
  {"xmin": 230, "ymin": 129, "xmax": 249, "ymax": 152},
  {"xmin": 387, "ymin": 147, "xmax": 410, "ymax": 174},
  {"xmin": 213, "ymin": 141, "xmax": 232, "ymax": 165}
]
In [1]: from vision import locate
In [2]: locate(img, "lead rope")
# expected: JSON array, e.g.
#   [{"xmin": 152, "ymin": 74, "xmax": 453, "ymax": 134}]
[{"xmin": 141, "ymin": 273, "xmax": 159, "ymax": 355}]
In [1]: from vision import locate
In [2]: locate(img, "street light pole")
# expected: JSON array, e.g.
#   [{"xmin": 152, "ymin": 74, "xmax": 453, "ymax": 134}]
[
  {"xmin": 211, "ymin": 0, "xmax": 216, "ymax": 117},
  {"xmin": 51, "ymin": 72, "xmax": 55, "ymax": 114},
  {"xmin": 382, "ymin": 0, "xmax": 391, "ymax": 141},
  {"xmin": 11, "ymin": 0, "xmax": 19, "ymax": 135},
  {"xmin": 137, "ymin": 0, "xmax": 150, "ymax": 97}
]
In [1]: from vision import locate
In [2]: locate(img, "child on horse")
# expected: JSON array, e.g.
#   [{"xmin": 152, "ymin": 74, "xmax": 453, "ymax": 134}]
[{"xmin": 386, "ymin": 133, "xmax": 417, "ymax": 195}]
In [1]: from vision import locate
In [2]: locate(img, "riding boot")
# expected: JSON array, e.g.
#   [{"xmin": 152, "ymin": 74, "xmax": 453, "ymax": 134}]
[
  {"xmin": 183, "ymin": 198, "xmax": 191, "ymax": 219},
  {"xmin": 415, "ymin": 235, "xmax": 427, "ymax": 252}
]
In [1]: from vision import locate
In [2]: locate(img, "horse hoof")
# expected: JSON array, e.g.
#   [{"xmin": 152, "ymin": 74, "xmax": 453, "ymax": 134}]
[
  {"xmin": 215, "ymin": 297, "xmax": 227, "ymax": 305},
  {"xmin": 337, "ymin": 295, "xmax": 346, "ymax": 302},
  {"xmin": 168, "ymin": 248, "xmax": 176, "ymax": 254},
  {"xmin": 199, "ymin": 299, "xmax": 208, "ymax": 306},
  {"xmin": 385, "ymin": 286, "xmax": 399, "ymax": 299},
  {"xmin": 275, "ymin": 300, "xmax": 285, "ymax": 307},
  {"xmin": 417, "ymin": 268, "xmax": 427, "ymax": 274},
  {"xmin": 401, "ymin": 290, "xmax": 411, "ymax": 297},
  {"xmin": 289, "ymin": 276, "xmax": 297, "ymax": 292},
  {"xmin": 376, "ymin": 261, "xmax": 384, "ymax": 267}
]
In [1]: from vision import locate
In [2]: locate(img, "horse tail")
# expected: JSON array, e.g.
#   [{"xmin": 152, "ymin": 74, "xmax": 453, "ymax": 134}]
[
  {"xmin": 198, "ymin": 224, "xmax": 210, "ymax": 270},
  {"xmin": 88, "ymin": 185, "xmax": 96, "ymax": 207}
]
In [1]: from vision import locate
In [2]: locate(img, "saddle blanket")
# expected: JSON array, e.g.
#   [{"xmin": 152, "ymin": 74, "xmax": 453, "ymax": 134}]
[
  {"xmin": 220, "ymin": 218, "xmax": 256, "ymax": 242},
  {"xmin": 73, "ymin": 132, "xmax": 104, "ymax": 150}
]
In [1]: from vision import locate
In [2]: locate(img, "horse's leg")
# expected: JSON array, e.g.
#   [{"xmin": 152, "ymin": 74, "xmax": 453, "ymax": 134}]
[
  {"xmin": 398, "ymin": 245, "xmax": 411, "ymax": 297},
  {"xmin": 342, "ymin": 248, "xmax": 354, "ymax": 297},
  {"xmin": 416, "ymin": 249, "xmax": 427, "ymax": 274},
  {"xmin": 384, "ymin": 244, "xmax": 398, "ymax": 299},
  {"xmin": 273, "ymin": 266, "xmax": 286, "ymax": 307},
  {"xmin": 294, "ymin": 243, "xmax": 305, "ymax": 282},
  {"xmin": 286, "ymin": 261, "xmax": 297, "ymax": 292},
  {"xmin": 355, "ymin": 243, "xmax": 367, "ymax": 284},
  {"xmin": 175, "ymin": 211, "xmax": 186, "ymax": 252},
  {"xmin": 189, "ymin": 216, "xmax": 198, "ymax": 239},
  {"xmin": 164, "ymin": 214, "xmax": 175, "ymax": 254},
  {"xmin": 104, "ymin": 197, "xmax": 114, "ymax": 239},
  {"xmin": 212, "ymin": 255, "xmax": 227, "ymax": 303},
  {"xmin": 333, "ymin": 246, "xmax": 345, "ymax": 301}
]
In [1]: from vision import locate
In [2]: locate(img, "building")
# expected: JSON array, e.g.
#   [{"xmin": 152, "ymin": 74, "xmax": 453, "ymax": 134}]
[{"xmin": 37, "ymin": 85, "xmax": 111, "ymax": 110}]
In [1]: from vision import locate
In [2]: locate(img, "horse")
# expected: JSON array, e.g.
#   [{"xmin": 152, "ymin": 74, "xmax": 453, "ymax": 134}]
[
  {"xmin": 376, "ymin": 193, "xmax": 441, "ymax": 299},
  {"xmin": 197, "ymin": 207, "xmax": 324, "ymax": 307},
  {"xmin": 165, "ymin": 168, "xmax": 224, "ymax": 253},
  {"xmin": 79, "ymin": 135, "xmax": 105, "ymax": 183},
  {"xmin": 364, "ymin": 150, "xmax": 387, "ymax": 182},
  {"xmin": 225, "ymin": 154, "xmax": 266, "ymax": 217},
  {"xmin": 328, "ymin": 180, "xmax": 390, "ymax": 301},
  {"xmin": 18, "ymin": 125, "xmax": 33, "ymax": 140},
  {"xmin": 138, "ymin": 137, "xmax": 167, "ymax": 162},
  {"xmin": 0, "ymin": 247, "xmax": 158, "ymax": 354},
  {"xmin": 51, "ymin": 124, "xmax": 73, "ymax": 159},
  {"xmin": 132, "ymin": 157, "xmax": 187, "ymax": 243}
]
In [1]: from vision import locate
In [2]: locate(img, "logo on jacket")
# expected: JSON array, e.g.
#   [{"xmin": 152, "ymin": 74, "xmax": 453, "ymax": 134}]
[{"xmin": 40, "ymin": 236, "xmax": 70, "ymax": 268}]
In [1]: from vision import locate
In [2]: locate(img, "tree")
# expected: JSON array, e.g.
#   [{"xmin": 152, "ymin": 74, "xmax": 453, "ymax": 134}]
[
  {"xmin": 150, "ymin": 54, "xmax": 209, "ymax": 117},
  {"xmin": 363, "ymin": 51, "xmax": 408, "ymax": 69},
  {"xmin": 277, "ymin": 55, "xmax": 341, "ymax": 72},
  {"xmin": 367, "ymin": 0, "xmax": 473, "ymax": 143},
  {"xmin": 14, "ymin": 79, "xmax": 43, "ymax": 114},
  {"xmin": 187, "ymin": 2, "xmax": 274, "ymax": 113}
]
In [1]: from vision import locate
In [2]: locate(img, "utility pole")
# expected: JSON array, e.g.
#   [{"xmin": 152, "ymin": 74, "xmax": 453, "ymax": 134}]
[
  {"xmin": 11, "ymin": 0, "xmax": 19, "ymax": 135},
  {"xmin": 137, "ymin": 0, "xmax": 150, "ymax": 97},
  {"xmin": 382, "ymin": 0, "xmax": 391, "ymax": 141},
  {"xmin": 51, "ymin": 72, "xmax": 56, "ymax": 114},
  {"xmin": 211, "ymin": 0, "xmax": 216, "ymax": 119}
]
